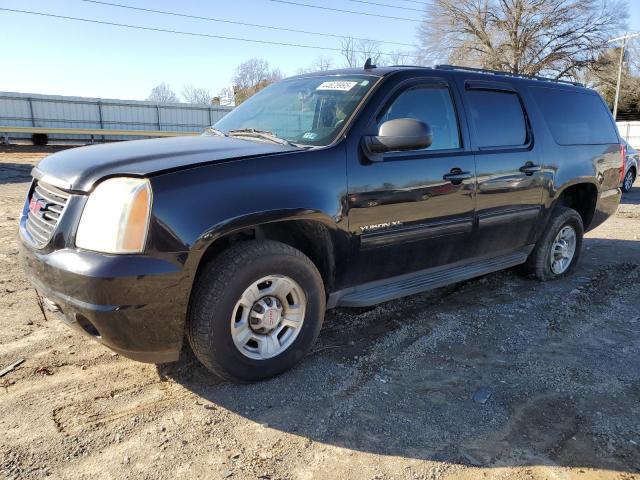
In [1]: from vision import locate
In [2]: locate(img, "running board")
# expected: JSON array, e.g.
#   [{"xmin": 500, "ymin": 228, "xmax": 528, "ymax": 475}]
[{"xmin": 328, "ymin": 247, "xmax": 532, "ymax": 308}]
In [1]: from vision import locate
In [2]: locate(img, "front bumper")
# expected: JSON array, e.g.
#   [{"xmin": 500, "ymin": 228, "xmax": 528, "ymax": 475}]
[{"xmin": 19, "ymin": 236, "xmax": 191, "ymax": 363}]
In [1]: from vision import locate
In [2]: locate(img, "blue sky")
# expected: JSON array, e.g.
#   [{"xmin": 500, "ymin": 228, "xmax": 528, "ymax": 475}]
[{"xmin": 1, "ymin": 0, "xmax": 638, "ymax": 101}]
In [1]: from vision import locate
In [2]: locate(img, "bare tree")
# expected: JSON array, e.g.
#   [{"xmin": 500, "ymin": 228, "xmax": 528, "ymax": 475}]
[
  {"xmin": 233, "ymin": 58, "xmax": 282, "ymax": 90},
  {"xmin": 384, "ymin": 50, "xmax": 416, "ymax": 66},
  {"xmin": 232, "ymin": 58, "xmax": 283, "ymax": 104},
  {"xmin": 587, "ymin": 46, "xmax": 640, "ymax": 112},
  {"xmin": 340, "ymin": 37, "xmax": 383, "ymax": 68},
  {"xmin": 340, "ymin": 37, "xmax": 358, "ymax": 68},
  {"xmin": 147, "ymin": 83, "xmax": 179, "ymax": 103},
  {"xmin": 297, "ymin": 56, "xmax": 335, "ymax": 74},
  {"xmin": 358, "ymin": 39, "xmax": 383, "ymax": 66},
  {"xmin": 417, "ymin": 0, "xmax": 627, "ymax": 79},
  {"xmin": 312, "ymin": 55, "xmax": 334, "ymax": 71},
  {"xmin": 182, "ymin": 84, "xmax": 212, "ymax": 104}
]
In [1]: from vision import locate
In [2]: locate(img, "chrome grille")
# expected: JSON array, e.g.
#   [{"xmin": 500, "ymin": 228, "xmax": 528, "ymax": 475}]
[{"xmin": 26, "ymin": 180, "xmax": 70, "ymax": 248}]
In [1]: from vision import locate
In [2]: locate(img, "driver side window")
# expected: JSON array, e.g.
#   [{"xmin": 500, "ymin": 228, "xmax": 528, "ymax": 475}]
[{"xmin": 381, "ymin": 84, "xmax": 461, "ymax": 150}]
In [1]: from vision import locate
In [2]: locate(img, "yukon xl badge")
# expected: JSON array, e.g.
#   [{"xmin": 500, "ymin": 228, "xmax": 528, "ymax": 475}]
[{"xmin": 360, "ymin": 221, "xmax": 403, "ymax": 233}]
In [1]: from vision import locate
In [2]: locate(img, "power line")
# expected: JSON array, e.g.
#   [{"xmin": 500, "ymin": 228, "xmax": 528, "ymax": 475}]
[
  {"xmin": 78, "ymin": 0, "xmax": 416, "ymax": 48},
  {"xmin": 266, "ymin": 0, "xmax": 420, "ymax": 22},
  {"xmin": 344, "ymin": 0, "xmax": 424, "ymax": 13},
  {"xmin": 394, "ymin": 0, "xmax": 429, "ymax": 4},
  {"xmin": 0, "ymin": 7, "xmax": 410, "ymax": 55}
]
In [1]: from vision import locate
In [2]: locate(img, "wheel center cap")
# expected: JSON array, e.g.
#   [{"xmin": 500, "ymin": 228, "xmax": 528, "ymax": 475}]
[{"xmin": 262, "ymin": 308, "xmax": 281, "ymax": 329}]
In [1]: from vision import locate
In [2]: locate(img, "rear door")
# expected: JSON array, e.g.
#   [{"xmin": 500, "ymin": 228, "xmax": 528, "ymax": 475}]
[{"xmin": 456, "ymin": 79, "xmax": 544, "ymax": 256}]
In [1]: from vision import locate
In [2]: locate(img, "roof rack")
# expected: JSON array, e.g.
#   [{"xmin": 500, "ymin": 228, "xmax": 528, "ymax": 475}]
[
  {"xmin": 434, "ymin": 64, "xmax": 584, "ymax": 87},
  {"xmin": 386, "ymin": 65, "xmax": 433, "ymax": 70}
]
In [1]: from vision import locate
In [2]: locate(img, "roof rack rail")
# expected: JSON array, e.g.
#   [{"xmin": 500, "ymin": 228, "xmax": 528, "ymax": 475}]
[
  {"xmin": 434, "ymin": 64, "xmax": 584, "ymax": 87},
  {"xmin": 386, "ymin": 65, "xmax": 432, "ymax": 69}
]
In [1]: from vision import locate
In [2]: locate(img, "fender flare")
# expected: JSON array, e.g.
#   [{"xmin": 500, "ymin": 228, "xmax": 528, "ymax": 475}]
[{"xmin": 183, "ymin": 208, "xmax": 346, "ymax": 291}]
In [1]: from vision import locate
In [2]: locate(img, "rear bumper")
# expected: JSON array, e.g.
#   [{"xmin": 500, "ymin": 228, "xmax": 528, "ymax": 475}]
[{"xmin": 19, "ymin": 238, "xmax": 191, "ymax": 363}]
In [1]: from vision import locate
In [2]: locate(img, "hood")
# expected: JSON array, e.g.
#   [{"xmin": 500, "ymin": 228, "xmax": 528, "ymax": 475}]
[{"xmin": 34, "ymin": 135, "xmax": 298, "ymax": 192}]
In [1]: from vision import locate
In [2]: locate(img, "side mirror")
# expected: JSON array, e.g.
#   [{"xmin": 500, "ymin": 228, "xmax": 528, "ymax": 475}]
[{"xmin": 363, "ymin": 118, "xmax": 432, "ymax": 161}]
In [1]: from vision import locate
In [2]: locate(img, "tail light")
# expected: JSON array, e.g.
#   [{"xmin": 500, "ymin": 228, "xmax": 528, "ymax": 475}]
[{"xmin": 620, "ymin": 143, "xmax": 626, "ymax": 183}]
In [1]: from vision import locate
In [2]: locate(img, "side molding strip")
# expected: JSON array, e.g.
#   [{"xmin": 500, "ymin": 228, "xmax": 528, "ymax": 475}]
[
  {"xmin": 477, "ymin": 206, "xmax": 541, "ymax": 228},
  {"xmin": 361, "ymin": 218, "xmax": 473, "ymax": 248}
]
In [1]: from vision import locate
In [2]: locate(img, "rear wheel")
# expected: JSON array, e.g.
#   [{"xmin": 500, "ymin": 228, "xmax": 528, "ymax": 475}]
[
  {"xmin": 187, "ymin": 240, "xmax": 325, "ymax": 382},
  {"xmin": 522, "ymin": 206, "xmax": 584, "ymax": 281},
  {"xmin": 622, "ymin": 169, "xmax": 636, "ymax": 193}
]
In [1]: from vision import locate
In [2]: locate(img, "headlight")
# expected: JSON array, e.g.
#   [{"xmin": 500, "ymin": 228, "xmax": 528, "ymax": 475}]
[{"xmin": 76, "ymin": 177, "xmax": 152, "ymax": 254}]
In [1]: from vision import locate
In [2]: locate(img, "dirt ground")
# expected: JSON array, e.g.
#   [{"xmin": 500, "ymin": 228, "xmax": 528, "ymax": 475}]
[{"xmin": 1, "ymin": 147, "xmax": 639, "ymax": 480}]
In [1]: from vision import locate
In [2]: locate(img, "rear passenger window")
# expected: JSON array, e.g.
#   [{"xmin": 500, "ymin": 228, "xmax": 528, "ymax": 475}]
[
  {"xmin": 380, "ymin": 85, "xmax": 460, "ymax": 150},
  {"xmin": 466, "ymin": 90, "xmax": 528, "ymax": 148},
  {"xmin": 530, "ymin": 88, "xmax": 618, "ymax": 145}
]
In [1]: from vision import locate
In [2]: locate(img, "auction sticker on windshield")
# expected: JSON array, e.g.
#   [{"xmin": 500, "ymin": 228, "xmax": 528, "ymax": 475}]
[{"xmin": 316, "ymin": 81, "xmax": 358, "ymax": 91}]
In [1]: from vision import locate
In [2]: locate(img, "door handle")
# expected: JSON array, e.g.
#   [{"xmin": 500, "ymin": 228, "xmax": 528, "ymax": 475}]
[
  {"xmin": 519, "ymin": 162, "xmax": 541, "ymax": 175},
  {"xmin": 443, "ymin": 168, "xmax": 473, "ymax": 184}
]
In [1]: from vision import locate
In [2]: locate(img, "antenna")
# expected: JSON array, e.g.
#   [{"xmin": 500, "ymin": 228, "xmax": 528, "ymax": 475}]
[{"xmin": 364, "ymin": 58, "xmax": 376, "ymax": 70}]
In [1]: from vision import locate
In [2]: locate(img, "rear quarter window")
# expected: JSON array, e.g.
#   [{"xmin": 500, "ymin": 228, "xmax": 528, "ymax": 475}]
[{"xmin": 530, "ymin": 87, "xmax": 619, "ymax": 145}]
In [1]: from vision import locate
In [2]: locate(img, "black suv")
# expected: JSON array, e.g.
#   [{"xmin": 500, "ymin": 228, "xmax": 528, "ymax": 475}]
[{"xmin": 20, "ymin": 65, "xmax": 623, "ymax": 382}]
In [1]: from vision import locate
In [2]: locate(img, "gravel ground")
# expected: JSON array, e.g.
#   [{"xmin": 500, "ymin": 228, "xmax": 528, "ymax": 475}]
[{"xmin": 1, "ymin": 147, "xmax": 639, "ymax": 480}]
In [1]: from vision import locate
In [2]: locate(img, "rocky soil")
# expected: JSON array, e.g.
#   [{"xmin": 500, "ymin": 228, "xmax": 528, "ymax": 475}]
[{"xmin": 1, "ymin": 147, "xmax": 639, "ymax": 480}]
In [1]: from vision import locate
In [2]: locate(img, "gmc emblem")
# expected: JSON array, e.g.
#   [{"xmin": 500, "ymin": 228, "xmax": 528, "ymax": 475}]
[{"xmin": 29, "ymin": 197, "xmax": 45, "ymax": 215}]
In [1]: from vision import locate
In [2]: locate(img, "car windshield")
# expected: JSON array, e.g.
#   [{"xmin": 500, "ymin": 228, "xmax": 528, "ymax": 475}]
[{"xmin": 213, "ymin": 75, "xmax": 378, "ymax": 147}]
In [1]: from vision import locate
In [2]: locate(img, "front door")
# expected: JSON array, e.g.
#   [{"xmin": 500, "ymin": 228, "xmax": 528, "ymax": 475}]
[{"xmin": 346, "ymin": 77, "xmax": 477, "ymax": 286}]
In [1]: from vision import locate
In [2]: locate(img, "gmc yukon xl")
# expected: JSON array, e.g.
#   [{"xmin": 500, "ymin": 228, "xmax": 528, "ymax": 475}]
[{"xmin": 19, "ymin": 65, "xmax": 623, "ymax": 382}]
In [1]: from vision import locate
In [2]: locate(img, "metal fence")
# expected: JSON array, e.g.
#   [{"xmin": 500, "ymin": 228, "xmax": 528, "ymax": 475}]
[
  {"xmin": 0, "ymin": 91, "xmax": 233, "ymax": 142},
  {"xmin": 6, "ymin": 92, "xmax": 635, "ymax": 148},
  {"xmin": 618, "ymin": 121, "xmax": 640, "ymax": 149}
]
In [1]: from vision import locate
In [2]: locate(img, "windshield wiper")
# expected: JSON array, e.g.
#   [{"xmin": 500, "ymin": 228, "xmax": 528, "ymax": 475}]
[
  {"xmin": 227, "ymin": 128, "xmax": 294, "ymax": 147},
  {"xmin": 203, "ymin": 127, "xmax": 228, "ymax": 137}
]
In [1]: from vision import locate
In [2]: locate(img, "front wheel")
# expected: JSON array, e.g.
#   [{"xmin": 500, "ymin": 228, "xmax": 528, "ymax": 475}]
[
  {"xmin": 187, "ymin": 240, "xmax": 325, "ymax": 382},
  {"xmin": 522, "ymin": 206, "xmax": 584, "ymax": 281}
]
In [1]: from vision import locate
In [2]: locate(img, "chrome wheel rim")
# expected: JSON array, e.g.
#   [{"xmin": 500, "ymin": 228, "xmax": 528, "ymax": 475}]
[
  {"xmin": 231, "ymin": 275, "xmax": 306, "ymax": 360},
  {"xmin": 624, "ymin": 171, "xmax": 634, "ymax": 191},
  {"xmin": 550, "ymin": 225, "xmax": 577, "ymax": 275}
]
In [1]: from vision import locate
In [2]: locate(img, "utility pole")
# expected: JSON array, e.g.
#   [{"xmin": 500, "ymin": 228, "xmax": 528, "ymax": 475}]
[{"xmin": 608, "ymin": 32, "xmax": 640, "ymax": 120}]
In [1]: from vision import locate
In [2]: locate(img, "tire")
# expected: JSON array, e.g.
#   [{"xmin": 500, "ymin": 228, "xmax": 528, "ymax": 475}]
[
  {"xmin": 187, "ymin": 240, "xmax": 325, "ymax": 382},
  {"xmin": 622, "ymin": 168, "xmax": 636, "ymax": 193},
  {"xmin": 522, "ymin": 206, "xmax": 584, "ymax": 281},
  {"xmin": 31, "ymin": 133, "xmax": 48, "ymax": 146}
]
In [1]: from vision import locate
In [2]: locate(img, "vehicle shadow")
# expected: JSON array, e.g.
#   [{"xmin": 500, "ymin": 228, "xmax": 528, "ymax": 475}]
[
  {"xmin": 621, "ymin": 184, "xmax": 640, "ymax": 205},
  {"xmin": 0, "ymin": 162, "xmax": 34, "ymax": 184},
  {"xmin": 160, "ymin": 237, "xmax": 640, "ymax": 473}
]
